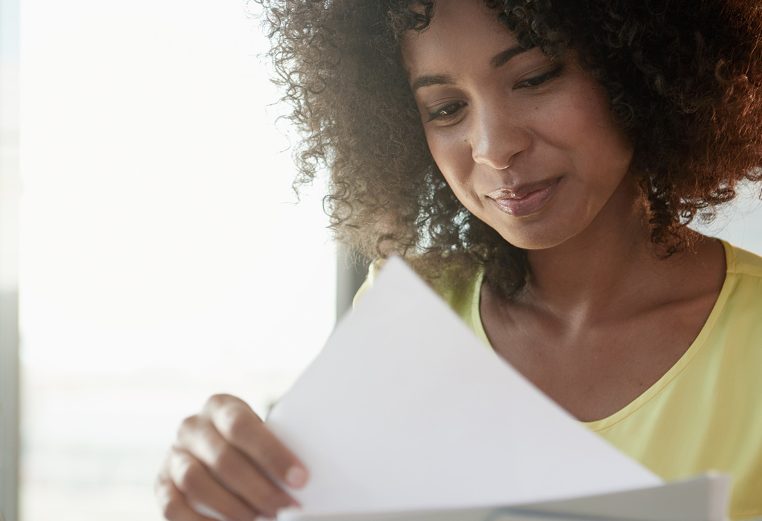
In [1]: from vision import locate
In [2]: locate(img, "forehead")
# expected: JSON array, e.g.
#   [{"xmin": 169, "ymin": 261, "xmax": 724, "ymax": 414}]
[{"xmin": 401, "ymin": 0, "xmax": 521, "ymax": 75}]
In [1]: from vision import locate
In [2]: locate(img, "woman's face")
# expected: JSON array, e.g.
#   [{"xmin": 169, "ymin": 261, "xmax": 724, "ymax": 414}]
[{"xmin": 401, "ymin": 0, "xmax": 634, "ymax": 250}]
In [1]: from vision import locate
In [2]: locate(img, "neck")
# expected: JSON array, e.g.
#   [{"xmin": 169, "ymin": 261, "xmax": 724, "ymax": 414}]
[{"xmin": 520, "ymin": 177, "xmax": 663, "ymax": 324}]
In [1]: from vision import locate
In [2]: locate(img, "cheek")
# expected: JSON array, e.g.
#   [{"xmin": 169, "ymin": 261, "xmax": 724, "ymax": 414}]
[
  {"xmin": 574, "ymin": 120, "xmax": 633, "ymax": 195},
  {"xmin": 546, "ymin": 84, "xmax": 633, "ymax": 185},
  {"xmin": 425, "ymin": 131, "xmax": 474, "ymax": 192}
]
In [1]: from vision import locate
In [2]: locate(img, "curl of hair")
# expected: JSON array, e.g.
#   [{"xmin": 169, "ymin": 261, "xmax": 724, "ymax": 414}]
[{"xmin": 257, "ymin": 0, "xmax": 762, "ymax": 298}]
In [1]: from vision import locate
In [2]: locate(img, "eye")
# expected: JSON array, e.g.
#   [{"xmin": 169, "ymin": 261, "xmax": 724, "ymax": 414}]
[
  {"xmin": 426, "ymin": 101, "xmax": 467, "ymax": 122},
  {"xmin": 514, "ymin": 64, "xmax": 564, "ymax": 89}
]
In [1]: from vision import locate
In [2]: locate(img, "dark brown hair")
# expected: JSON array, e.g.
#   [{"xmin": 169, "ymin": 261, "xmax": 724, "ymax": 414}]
[{"xmin": 258, "ymin": 0, "xmax": 762, "ymax": 298}]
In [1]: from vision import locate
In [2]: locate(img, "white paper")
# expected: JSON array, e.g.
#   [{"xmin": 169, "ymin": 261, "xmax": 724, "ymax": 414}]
[
  {"xmin": 267, "ymin": 257, "xmax": 664, "ymax": 516},
  {"xmin": 278, "ymin": 474, "xmax": 730, "ymax": 521}
]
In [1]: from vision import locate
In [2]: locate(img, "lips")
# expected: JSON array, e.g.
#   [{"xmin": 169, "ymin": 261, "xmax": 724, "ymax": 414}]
[{"xmin": 486, "ymin": 177, "xmax": 561, "ymax": 217}]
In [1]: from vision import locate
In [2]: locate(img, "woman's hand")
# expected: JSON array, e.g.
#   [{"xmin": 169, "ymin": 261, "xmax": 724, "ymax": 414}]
[{"xmin": 156, "ymin": 394, "xmax": 308, "ymax": 521}]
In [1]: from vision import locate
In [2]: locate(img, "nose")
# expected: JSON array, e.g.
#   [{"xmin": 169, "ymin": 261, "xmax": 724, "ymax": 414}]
[{"xmin": 470, "ymin": 107, "xmax": 531, "ymax": 170}]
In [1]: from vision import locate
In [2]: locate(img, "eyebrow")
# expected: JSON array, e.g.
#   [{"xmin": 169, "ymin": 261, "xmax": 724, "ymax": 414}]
[
  {"xmin": 411, "ymin": 45, "xmax": 529, "ymax": 92},
  {"xmin": 490, "ymin": 45, "xmax": 528, "ymax": 68}
]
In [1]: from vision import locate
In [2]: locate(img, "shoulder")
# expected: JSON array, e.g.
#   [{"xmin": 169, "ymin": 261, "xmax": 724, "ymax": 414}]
[
  {"xmin": 714, "ymin": 241, "xmax": 762, "ymax": 342},
  {"xmin": 723, "ymin": 242, "xmax": 762, "ymax": 310},
  {"xmin": 725, "ymin": 241, "xmax": 762, "ymax": 281}
]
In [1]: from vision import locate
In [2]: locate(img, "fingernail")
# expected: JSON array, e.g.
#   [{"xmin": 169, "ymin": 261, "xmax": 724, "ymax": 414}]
[{"xmin": 286, "ymin": 465, "xmax": 308, "ymax": 488}]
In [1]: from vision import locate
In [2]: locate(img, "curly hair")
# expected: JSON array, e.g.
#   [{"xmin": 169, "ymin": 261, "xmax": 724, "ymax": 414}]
[{"xmin": 257, "ymin": 0, "xmax": 762, "ymax": 299}]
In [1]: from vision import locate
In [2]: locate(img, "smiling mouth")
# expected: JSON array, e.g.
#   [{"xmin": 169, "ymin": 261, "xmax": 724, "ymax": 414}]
[{"xmin": 486, "ymin": 177, "xmax": 562, "ymax": 217}]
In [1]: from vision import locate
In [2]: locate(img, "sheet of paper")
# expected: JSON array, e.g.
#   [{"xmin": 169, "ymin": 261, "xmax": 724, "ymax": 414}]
[
  {"xmin": 267, "ymin": 257, "xmax": 661, "ymax": 515},
  {"xmin": 278, "ymin": 474, "xmax": 730, "ymax": 521},
  {"xmin": 516, "ymin": 473, "xmax": 730, "ymax": 521}
]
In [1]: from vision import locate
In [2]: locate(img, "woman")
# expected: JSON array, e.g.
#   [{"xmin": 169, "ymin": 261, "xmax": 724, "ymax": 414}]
[{"xmin": 156, "ymin": 1, "xmax": 762, "ymax": 519}]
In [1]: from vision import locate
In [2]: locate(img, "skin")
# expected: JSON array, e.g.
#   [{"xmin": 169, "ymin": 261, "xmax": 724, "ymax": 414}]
[
  {"xmin": 403, "ymin": 0, "xmax": 726, "ymax": 421},
  {"xmin": 156, "ymin": 394, "xmax": 305, "ymax": 520},
  {"xmin": 156, "ymin": 0, "xmax": 726, "ymax": 518},
  {"xmin": 403, "ymin": 1, "xmax": 636, "ymax": 252}
]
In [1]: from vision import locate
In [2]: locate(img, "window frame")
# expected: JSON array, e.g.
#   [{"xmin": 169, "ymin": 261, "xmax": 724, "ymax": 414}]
[{"xmin": 0, "ymin": 0, "xmax": 20, "ymax": 516}]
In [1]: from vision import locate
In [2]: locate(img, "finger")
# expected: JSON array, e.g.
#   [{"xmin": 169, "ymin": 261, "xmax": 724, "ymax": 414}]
[
  {"xmin": 178, "ymin": 415, "xmax": 296, "ymax": 518},
  {"xmin": 155, "ymin": 472, "xmax": 220, "ymax": 521},
  {"xmin": 204, "ymin": 394, "xmax": 309, "ymax": 489},
  {"xmin": 167, "ymin": 446, "xmax": 258, "ymax": 521}
]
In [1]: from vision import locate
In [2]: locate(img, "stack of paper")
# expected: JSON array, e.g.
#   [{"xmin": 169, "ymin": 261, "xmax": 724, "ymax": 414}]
[{"xmin": 267, "ymin": 258, "xmax": 730, "ymax": 521}]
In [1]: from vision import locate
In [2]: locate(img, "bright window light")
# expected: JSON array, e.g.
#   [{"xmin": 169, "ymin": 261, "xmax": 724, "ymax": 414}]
[{"xmin": 20, "ymin": 0, "xmax": 335, "ymax": 519}]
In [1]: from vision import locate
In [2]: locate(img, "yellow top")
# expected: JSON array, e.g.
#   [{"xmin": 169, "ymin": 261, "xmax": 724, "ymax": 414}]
[{"xmin": 358, "ymin": 241, "xmax": 762, "ymax": 519}]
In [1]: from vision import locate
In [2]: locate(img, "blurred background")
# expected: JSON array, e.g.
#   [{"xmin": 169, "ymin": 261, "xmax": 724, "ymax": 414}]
[
  {"xmin": 0, "ymin": 0, "xmax": 761, "ymax": 520},
  {"xmin": 5, "ymin": 0, "xmax": 339, "ymax": 519}
]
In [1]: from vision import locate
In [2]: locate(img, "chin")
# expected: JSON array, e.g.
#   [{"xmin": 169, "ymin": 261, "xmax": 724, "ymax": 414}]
[
  {"xmin": 492, "ymin": 223, "xmax": 580, "ymax": 251},
  {"xmin": 501, "ymin": 235, "xmax": 567, "ymax": 251},
  {"xmin": 470, "ymin": 200, "xmax": 593, "ymax": 251}
]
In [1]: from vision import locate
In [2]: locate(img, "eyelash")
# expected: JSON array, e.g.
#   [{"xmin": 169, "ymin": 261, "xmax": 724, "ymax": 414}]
[
  {"xmin": 515, "ymin": 64, "xmax": 564, "ymax": 89},
  {"xmin": 426, "ymin": 101, "xmax": 467, "ymax": 122},
  {"xmin": 425, "ymin": 64, "xmax": 565, "ymax": 123}
]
